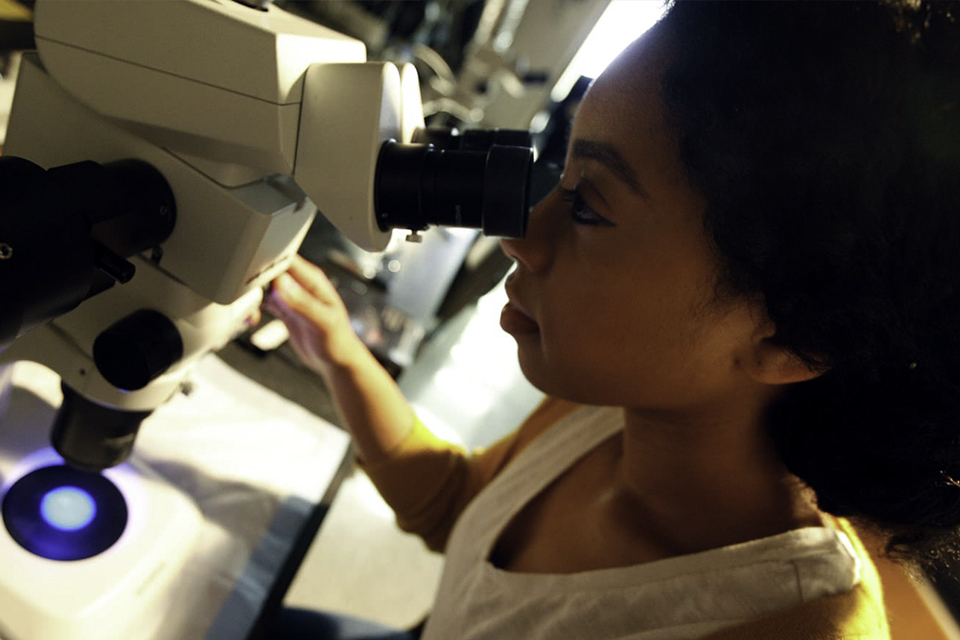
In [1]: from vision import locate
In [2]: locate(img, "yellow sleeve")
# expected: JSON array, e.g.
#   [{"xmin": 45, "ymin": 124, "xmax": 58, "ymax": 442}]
[
  {"xmin": 0, "ymin": 0, "xmax": 32, "ymax": 21},
  {"xmin": 360, "ymin": 397, "xmax": 580, "ymax": 552}
]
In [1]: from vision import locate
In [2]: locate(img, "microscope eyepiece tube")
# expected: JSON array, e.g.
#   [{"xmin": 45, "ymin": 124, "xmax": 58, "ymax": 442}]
[
  {"xmin": 374, "ymin": 129, "xmax": 533, "ymax": 240},
  {"xmin": 411, "ymin": 126, "xmax": 533, "ymax": 152}
]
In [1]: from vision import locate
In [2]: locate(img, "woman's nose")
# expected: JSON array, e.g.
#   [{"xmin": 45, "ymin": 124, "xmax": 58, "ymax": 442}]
[{"xmin": 500, "ymin": 191, "xmax": 557, "ymax": 273}]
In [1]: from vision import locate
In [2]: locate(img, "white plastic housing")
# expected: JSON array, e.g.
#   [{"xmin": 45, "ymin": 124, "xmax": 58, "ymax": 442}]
[
  {"xmin": 33, "ymin": 0, "xmax": 366, "ymax": 176},
  {"xmin": 1, "ymin": 55, "xmax": 304, "ymax": 410},
  {"xmin": 8, "ymin": 53, "xmax": 315, "ymax": 307},
  {"xmin": 295, "ymin": 62, "xmax": 405, "ymax": 252}
]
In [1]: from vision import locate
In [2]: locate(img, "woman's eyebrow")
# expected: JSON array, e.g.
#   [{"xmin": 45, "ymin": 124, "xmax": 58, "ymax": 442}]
[{"xmin": 571, "ymin": 139, "xmax": 648, "ymax": 198}]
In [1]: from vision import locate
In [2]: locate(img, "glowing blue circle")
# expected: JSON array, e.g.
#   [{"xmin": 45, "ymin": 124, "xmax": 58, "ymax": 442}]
[{"xmin": 39, "ymin": 486, "xmax": 97, "ymax": 531}]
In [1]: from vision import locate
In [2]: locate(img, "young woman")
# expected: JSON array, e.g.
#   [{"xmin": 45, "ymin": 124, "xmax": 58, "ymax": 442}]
[{"xmin": 266, "ymin": 2, "xmax": 960, "ymax": 638}]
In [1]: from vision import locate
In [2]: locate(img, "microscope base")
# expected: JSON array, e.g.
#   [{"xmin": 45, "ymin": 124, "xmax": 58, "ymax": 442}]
[{"xmin": 0, "ymin": 364, "xmax": 202, "ymax": 640}]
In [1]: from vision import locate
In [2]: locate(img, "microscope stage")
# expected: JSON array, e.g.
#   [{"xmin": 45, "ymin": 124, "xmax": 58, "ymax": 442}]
[{"xmin": 0, "ymin": 369, "xmax": 202, "ymax": 640}]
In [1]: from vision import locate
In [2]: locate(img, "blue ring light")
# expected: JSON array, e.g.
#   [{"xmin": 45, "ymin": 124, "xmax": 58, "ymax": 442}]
[{"xmin": 2, "ymin": 465, "xmax": 128, "ymax": 561}]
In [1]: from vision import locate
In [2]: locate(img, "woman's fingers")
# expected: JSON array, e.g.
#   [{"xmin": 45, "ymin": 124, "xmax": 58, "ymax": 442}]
[
  {"xmin": 287, "ymin": 254, "xmax": 341, "ymax": 304},
  {"xmin": 273, "ymin": 272, "xmax": 335, "ymax": 325},
  {"xmin": 262, "ymin": 257, "xmax": 361, "ymax": 367}
]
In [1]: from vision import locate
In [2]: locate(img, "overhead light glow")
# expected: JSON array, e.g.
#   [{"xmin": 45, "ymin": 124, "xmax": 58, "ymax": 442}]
[{"xmin": 551, "ymin": 0, "xmax": 668, "ymax": 102}]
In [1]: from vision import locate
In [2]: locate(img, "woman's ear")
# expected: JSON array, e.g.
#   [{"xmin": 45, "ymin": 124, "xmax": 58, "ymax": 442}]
[
  {"xmin": 743, "ymin": 339, "xmax": 826, "ymax": 385},
  {"xmin": 740, "ymin": 315, "xmax": 827, "ymax": 385}
]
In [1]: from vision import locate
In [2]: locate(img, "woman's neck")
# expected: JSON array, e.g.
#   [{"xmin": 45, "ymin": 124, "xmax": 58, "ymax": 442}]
[{"xmin": 608, "ymin": 402, "xmax": 823, "ymax": 556}]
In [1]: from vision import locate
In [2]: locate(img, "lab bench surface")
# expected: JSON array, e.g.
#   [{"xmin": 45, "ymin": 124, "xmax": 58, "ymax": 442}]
[{"xmin": 215, "ymin": 339, "xmax": 357, "ymax": 639}]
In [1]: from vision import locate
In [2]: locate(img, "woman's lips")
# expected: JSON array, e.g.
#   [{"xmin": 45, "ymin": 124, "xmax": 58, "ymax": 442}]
[{"xmin": 500, "ymin": 301, "xmax": 540, "ymax": 336}]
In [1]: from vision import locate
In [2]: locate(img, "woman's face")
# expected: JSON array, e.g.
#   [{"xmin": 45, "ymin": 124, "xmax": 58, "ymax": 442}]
[{"xmin": 500, "ymin": 30, "xmax": 767, "ymax": 415}]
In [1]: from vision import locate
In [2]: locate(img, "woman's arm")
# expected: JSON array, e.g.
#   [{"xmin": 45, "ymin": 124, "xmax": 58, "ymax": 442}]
[
  {"xmin": 264, "ymin": 255, "xmax": 478, "ymax": 550},
  {"xmin": 264, "ymin": 254, "xmax": 414, "ymax": 464},
  {"xmin": 265, "ymin": 255, "xmax": 578, "ymax": 551}
]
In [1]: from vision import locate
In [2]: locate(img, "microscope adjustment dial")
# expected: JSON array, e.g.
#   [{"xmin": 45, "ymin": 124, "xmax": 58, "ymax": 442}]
[{"xmin": 93, "ymin": 309, "xmax": 184, "ymax": 392}]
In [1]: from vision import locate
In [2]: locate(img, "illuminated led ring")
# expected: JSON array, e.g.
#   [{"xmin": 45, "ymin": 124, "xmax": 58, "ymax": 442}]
[{"xmin": 2, "ymin": 465, "xmax": 128, "ymax": 561}]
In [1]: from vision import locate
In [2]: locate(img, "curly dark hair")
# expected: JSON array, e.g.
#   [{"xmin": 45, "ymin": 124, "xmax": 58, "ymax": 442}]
[{"xmin": 657, "ymin": 0, "xmax": 960, "ymax": 569}]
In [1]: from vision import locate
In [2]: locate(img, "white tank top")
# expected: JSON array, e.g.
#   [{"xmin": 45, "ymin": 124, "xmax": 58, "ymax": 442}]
[{"xmin": 421, "ymin": 406, "xmax": 861, "ymax": 640}]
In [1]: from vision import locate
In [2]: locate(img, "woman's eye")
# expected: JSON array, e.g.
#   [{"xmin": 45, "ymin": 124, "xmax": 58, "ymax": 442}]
[{"xmin": 558, "ymin": 187, "xmax": 614, "ymax": 227}]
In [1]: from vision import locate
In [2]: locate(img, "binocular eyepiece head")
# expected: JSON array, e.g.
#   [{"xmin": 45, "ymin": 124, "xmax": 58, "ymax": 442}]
[{"xmin": 374, "ymin": 127, "xmax": 533, "ymax": 240}]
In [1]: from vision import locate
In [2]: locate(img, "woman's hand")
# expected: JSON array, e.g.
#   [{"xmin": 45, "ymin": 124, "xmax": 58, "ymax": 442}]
[
  {"xmin": 263, "ymin": 254, "xmax": 416, "ymax": 463},
  {"xmin": 264, "ymin": 255, "xmax": 364, "ymax": 375}
]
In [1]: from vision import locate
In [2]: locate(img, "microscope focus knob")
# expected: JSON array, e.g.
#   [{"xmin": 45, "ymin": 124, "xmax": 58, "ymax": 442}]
[{"xmin": 93, "ymin": 309, "xmax": 184, "ymax": 391}]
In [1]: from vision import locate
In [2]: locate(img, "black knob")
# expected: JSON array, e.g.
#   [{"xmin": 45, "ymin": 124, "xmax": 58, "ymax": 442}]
[{"xmin": 93, "ymin": 309, "xmax": 183, "ymax": 391}]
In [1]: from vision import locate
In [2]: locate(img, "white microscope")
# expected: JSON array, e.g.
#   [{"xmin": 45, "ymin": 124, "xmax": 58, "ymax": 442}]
[{"xmin": 0, "ymin": 1, "xmax": 532, "ymax": 638}]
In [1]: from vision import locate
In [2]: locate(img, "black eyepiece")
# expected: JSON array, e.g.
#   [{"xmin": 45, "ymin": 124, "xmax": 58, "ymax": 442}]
[{"xmin": 374, "ymin": 127, "xmax": 533, "ymax": 239}]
